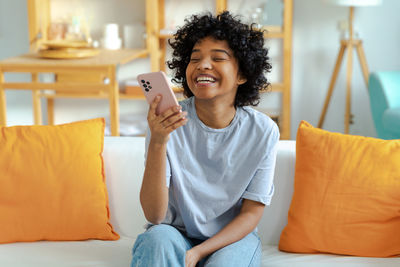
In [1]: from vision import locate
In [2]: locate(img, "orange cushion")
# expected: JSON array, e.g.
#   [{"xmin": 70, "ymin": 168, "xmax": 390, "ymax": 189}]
[
  {"xmin": 0, "ymin": 118, "xmax": 119, "ymax": 243},
  {"xmin": 279, "ymin": 121, "xmax": 400, "ymax": 257}
]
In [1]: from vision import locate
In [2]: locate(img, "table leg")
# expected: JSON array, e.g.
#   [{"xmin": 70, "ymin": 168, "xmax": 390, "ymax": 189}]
[
  {"xmin": 32, "ymin": 73, "xmax": 42, "ymax": 125},
  {"xmin": 109, "ymin": 67, "xmax": 120, "ymax": 136},
  {"xmin": 0, "ymin": 70, "xmax": 6, "ymax": 126},
  {"xmin": 47, "ymin": 98, "xmax": 55, "ymax": 125}
]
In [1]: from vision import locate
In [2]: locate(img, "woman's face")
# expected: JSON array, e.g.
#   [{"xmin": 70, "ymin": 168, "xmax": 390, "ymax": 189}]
[{"xmin": 185, "ymin": 36, "xmax": 246, "ymax": 103}]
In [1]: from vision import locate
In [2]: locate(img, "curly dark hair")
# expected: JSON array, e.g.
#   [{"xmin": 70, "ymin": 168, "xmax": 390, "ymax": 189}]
[{"xmin": 167, "ymin": 11, "xmax": 272, "ymax": 107}]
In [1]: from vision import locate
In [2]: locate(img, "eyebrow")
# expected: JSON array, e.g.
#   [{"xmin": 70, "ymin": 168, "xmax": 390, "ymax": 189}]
[{"xmin": 191, "ymin": 49, "xmax": 231, "ymax": 57}]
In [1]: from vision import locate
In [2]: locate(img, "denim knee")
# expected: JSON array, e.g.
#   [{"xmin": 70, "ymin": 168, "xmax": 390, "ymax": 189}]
[
  {"xmin": 131, "ymin": 224, "xmax": 191, "ymax": 267},
  {"xmin": 201, "ymin": 231, "xmax": 261, "ymax": 267}
]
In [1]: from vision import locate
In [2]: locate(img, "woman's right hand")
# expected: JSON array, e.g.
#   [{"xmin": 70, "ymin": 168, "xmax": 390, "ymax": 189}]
[{"xmin": 147, "ymin": 95, "xmax": 188, "ymax": 145}]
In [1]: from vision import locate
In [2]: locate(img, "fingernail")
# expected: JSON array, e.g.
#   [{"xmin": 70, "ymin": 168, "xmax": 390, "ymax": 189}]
[
  {"xmin": 175, "ymin": 106, "xmax": 181, "ymax": 111},
  {"xmin": 156, "ymin": 95, "xmax": 161, "ymax": 99}
]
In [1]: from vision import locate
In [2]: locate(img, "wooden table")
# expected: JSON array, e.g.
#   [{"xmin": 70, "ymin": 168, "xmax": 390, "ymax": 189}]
[{"xmin": 0, "ymin": 49, "xmax": 148, "ymax": 136}]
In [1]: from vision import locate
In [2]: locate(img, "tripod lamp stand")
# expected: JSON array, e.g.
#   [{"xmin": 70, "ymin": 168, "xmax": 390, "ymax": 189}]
[{"xmin": 318, "ymin": 0, "xmax": 383, "ymax": 134}]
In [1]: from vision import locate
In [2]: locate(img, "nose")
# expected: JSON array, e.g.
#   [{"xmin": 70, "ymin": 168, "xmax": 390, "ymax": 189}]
[{"xmin": 196, "ymin": 57, "xmax": 212, "ymax": 70}]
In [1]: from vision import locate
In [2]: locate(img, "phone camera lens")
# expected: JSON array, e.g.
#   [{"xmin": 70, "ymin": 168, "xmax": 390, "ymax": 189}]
[
  {"xmin": 146, "ymin": 81, "xmax": 150, "ymax": 85},
  {"xmin": 143, "ymin": 84, "xmax": 148, "ymax": 88},
  {"xmin": 148, "ymin": 86, "xmax": 152, "ymax": 89},
  {"xmin": 145, "ymin": 88, "xmax": 149, "ymax": 92},
  {"xmin": 141, "ymin": 80, "xmax": 145, "ymax": 83}
]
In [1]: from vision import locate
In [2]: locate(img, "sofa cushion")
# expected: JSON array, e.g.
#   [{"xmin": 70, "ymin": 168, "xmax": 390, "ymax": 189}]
[
  {"xmin": 0, "ymin": 118, "xmax": 119, "ymax": 243},
  {"xmin": 279, "ymin": 121, "xmax": 400, "ymax": 257},
  {"xmin": 0, "ymin": 236, "xmax": 134, "ymax": 267},
  {"xmin": 1, "ymin": 240, "xmax": 398, "ymax": 267},
  {"xmin": 262, "ymin": 245, "xmax": 400, "ymax": 267}
]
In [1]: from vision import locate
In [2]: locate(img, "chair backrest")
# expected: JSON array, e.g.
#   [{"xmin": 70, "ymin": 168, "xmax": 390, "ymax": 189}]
[{"xmin": 369, "ymin": 72, "xmax": 400, "ymax": 139}]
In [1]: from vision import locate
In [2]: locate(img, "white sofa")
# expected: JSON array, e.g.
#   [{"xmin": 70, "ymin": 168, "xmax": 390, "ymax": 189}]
[{"xmin": 0, "ymin": 137, "xmax": 398, "ymax": 267}]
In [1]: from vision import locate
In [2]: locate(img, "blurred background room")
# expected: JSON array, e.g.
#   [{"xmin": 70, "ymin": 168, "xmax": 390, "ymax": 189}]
[{"xmin": 0, "ymin": 0, "xmax": 399, "ymax": 139}]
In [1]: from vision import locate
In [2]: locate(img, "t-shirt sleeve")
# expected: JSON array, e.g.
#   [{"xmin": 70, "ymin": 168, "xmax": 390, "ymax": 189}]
[
  {"xmin": 242, "ymin": 123, "xmax": 280, "ymax": 205},
  {"xmin": 144, "ymin": 127, "xmax": 172, "ymax": 187}
]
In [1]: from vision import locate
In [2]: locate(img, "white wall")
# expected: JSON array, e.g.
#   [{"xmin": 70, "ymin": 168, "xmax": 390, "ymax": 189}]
[
  {"xmin": 0, "ymin": 0, "xmax": 32, "ymax": 125},
  {"xmin": 1, "ymin": 0, "xmax": 399, "ymax": 138}
]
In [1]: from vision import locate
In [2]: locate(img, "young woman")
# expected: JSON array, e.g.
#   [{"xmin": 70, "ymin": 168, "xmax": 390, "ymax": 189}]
[{"xmin": 131, "ymin": 11, "xmax": 279, "ymax": 267}]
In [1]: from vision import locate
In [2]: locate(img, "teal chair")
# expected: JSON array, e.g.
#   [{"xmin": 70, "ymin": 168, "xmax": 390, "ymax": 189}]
[{"xmin": 369, "ymin": 72, "xmax": 400, "ymax": 139}]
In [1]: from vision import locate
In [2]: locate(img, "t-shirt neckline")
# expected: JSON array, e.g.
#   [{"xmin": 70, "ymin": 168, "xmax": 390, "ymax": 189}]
[{"xmin": 189, "ymin": 97, "xmax": 240, "ymax": 133}]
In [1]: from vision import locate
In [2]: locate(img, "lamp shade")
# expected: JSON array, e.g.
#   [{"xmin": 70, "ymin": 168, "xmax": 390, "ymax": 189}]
[{"xmin": 325, "ymin": 0, "xmax": 382, "ymax": 6}]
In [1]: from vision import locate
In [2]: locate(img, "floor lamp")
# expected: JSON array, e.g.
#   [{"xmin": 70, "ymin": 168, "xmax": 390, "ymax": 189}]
[{"xmin": 318, "ymin": 0, "xmax": 382, "ymax": 134}]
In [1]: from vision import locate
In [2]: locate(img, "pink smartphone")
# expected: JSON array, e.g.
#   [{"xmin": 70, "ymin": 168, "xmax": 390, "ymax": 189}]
[{"xmin": 137, "ymin": 71, "xmax": 179, "ymax": 115}]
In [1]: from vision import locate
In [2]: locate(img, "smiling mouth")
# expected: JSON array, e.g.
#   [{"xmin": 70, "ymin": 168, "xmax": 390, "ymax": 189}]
[{"xmin": 195, "ymin": 76, "xmax": 216, "ymax": 85}]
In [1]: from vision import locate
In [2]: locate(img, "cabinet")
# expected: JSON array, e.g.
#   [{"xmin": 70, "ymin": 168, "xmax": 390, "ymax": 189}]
[{"xmin": 148, "ymin": 0, "xmax": 293, "ymax": 139}]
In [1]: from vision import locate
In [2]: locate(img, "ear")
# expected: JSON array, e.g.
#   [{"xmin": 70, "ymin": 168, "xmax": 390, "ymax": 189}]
[{"xmin": 237, "ymin": 74, "xmax": 247, "ymax": 85}]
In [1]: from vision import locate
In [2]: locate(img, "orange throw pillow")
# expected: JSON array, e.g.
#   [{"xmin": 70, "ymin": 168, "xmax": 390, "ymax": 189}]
[
  {"xmin": 0, "ymin": 118, "xmax": 119, "ymax": 243},
  {"xmin": 279, "ymin": 121, "xmax": 400, "ymax": 257}
]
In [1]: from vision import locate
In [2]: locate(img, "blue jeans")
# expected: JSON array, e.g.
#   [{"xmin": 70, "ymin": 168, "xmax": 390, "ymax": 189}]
[{"xmin": 131, "ymin": 224, "xmax": 261, "ymax": 267}]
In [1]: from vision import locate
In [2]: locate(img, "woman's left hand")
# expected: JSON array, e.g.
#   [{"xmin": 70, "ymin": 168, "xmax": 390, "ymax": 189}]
[{"xmin": 185, "ymin": 247, "xmax": 202, "ymax": 267}]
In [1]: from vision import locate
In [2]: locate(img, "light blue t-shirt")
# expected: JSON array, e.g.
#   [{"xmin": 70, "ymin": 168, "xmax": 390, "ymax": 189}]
[{"xmin": 145, "ymin": 96, "xmax": 279, "ymax": 240}]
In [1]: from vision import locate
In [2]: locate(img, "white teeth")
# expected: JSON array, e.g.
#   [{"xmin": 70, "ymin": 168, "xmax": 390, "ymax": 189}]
[{"xmin": 196, "ymin": 76, "xmax": 215, "ymax": 82}]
